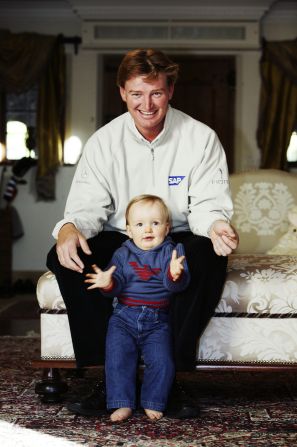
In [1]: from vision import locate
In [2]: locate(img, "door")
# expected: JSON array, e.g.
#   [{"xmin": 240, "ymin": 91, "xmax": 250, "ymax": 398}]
[{"xmin": 170, "ymin": 55, "xmax": 235, "ymax": 172}]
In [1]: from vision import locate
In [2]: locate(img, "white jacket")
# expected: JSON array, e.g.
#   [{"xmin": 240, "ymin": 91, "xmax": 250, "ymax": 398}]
[{"xmin": 53, "ymin": 106, "xmax": 233, "ymax": 239}]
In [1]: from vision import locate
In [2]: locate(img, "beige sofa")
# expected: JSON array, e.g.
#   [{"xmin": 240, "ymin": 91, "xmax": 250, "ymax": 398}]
[{"xmin": 34, "ymin": 169, "xmax": 297, "ymax": 402}]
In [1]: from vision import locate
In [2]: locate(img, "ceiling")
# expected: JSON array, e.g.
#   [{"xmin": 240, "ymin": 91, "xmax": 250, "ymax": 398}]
[{"xmin": 0, "ymin": 0, "xmax": 296, "ymax": 22}]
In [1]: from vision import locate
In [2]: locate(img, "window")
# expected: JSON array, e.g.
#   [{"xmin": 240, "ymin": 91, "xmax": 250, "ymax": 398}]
[
  {"xmin": 5, "ymin": 86, "xmax": 38, "ymax": 161},
  {"xmin": 1, "ymin": 86, "xmax": 82, "ymax": 165},
  {"xmin": 287, "ymin": 131, "xmax": 297, "ymax": 164},
  {"xmin": 0, "ymin": 87, "xmax": 37, "ymax": 163},
  {"xmin": 6, "ymin": 121, "xmax": 30, "ymax": 160}
]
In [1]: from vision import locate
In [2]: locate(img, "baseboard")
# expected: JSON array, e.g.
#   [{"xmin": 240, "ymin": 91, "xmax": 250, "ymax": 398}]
[{"xmin": 12, "ymin": 271, "xmax": 45, "ymax": 285}]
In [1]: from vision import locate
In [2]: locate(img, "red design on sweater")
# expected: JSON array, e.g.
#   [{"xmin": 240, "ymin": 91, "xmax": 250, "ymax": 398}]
[{"xmin": 129, "ymin": 262, "xmax": 161, "ymax": 281}]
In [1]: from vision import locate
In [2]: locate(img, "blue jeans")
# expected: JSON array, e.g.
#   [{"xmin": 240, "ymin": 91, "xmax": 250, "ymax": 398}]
[{"xmin": 105, "ymin": 303, "xmax": 175, "ymax": 411}]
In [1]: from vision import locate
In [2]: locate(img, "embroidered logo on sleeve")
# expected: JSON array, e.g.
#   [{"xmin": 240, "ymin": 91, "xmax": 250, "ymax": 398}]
[
  {"xmin": 211, "ymin": 168, "xmax": 229, "ymax": 184},
  {"xmin": 129, "ymin": 262, "xmax": 161, "ymax": 280},
  {"xmin": 168, "ymin": 176, "xmax": 185, "ymax": 186}
]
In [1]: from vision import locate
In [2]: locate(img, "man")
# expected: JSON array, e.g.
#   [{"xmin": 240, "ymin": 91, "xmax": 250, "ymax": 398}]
[{"xmin": 47, "ymin": 48, "xmax": 239, "ymax": 418}]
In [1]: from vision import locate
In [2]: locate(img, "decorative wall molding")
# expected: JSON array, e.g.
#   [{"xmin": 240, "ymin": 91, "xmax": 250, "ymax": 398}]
[
  {"xmin": 72, "ymin": 5, "xmax": 272, "ymax": 21},
  {"xmin": 0, "ymin": 1, "xmax": 296, "ymax": 28}
]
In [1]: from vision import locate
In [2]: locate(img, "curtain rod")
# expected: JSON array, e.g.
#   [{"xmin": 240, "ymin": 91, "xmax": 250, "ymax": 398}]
[{"xmin": 58, "ymin": 34, "xmax": 82, "ymax": 54}]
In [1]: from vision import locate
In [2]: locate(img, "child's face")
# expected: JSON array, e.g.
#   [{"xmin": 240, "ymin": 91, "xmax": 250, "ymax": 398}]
[{"xmin": 126, "ymin": 201, "xmax": 169, "ymax": 250}]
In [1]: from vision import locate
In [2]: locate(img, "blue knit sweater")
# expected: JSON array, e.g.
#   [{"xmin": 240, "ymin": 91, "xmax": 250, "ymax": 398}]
[{"xmin": 101, "ymin": 236, "xmax": 190, "ymax": 308}]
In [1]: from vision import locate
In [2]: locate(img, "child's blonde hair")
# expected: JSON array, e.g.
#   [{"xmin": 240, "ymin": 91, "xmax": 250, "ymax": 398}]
[{"xmin": 125, "ymin": 194, "xmax": 171, "ymax": 225}]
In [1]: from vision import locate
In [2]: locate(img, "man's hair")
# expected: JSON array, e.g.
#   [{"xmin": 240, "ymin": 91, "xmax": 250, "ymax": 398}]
[
  {"xmin": 125, "ymin": 194, "xmax": 171, "ymax": 225},
  {"xmin": 117, "ymin": 48, "xmax": 179, "ymax": 88}
]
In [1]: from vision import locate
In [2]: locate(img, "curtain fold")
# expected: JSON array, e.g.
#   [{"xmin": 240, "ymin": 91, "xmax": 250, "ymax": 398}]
[
  {"xmin": 0, "ymin": 30, "xmax": 65, "ymax": 199},
  {"xmin": 257, "ymin": 39, "xmax": 297, "ymax": 169},
  {"xmin": 36, "ymin": 37, "xmax": 65, "ymax": 200}
]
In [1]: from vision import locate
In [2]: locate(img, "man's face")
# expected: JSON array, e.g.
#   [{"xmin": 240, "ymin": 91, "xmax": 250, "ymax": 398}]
[
  {"xmin": 120, "ymin": 73, "xmax": 174, "ymax": 141},
  {"xmin": 126, "ymin": 201, "xmax": 169, "ymax": 251}
]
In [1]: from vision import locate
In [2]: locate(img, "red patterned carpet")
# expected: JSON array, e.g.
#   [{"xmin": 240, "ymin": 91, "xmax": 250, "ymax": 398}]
[{"xmin": 1, "ymin": 336, "xmax": 297, "ymax": 446}]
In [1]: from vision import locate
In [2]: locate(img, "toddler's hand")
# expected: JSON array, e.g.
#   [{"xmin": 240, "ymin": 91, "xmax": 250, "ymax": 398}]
[
  {"xmin": 85, "ymin": 264, "xmax": 116, "ymax": 290},
  {"xmin": 169, "ymin": 249, "xmax": 185, "ymax": 281}
]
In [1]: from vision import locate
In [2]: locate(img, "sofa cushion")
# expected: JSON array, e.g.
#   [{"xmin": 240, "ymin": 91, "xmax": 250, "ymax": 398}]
[
  {"xmin": 230, "ymin": 169, "xmax": 297, "ymax": 254},
  {"xmin": 267, "ymin": 205, "xmax": 297, "ymax": 256},
  {"xmin": 220, "ymin": 254, "xmax": 297, "ymax": 314}
]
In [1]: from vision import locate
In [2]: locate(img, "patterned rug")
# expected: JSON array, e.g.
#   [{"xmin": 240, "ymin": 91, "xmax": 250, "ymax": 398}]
[{"xmin": 1, "ymin": 336, "xmax": 297, "ymax": 446}]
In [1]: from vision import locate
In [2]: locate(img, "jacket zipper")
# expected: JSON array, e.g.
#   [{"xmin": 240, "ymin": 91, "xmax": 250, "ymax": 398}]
[{"xmin": 151, "ymin": 147, "xmax": 155, "ymax": 186}]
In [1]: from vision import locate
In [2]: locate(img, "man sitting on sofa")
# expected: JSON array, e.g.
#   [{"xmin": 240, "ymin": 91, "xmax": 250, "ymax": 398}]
[{"xmin": 47, "ymin": 48, "xmax": 239, "ymax": 418}]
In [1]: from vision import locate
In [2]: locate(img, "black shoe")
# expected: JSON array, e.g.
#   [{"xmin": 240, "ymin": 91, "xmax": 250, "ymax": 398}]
[
  {"xmin": 165, "ymin": 380, "xmax": 200, "ymax": 419},
  {"xmin": 67, "ymin": 381, "xmax": 107, "ymax": 417}
]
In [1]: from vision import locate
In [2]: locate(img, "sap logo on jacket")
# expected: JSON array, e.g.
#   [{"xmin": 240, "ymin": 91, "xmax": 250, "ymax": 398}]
[{"xmin": 168, "ymin": 176, "xmax": 185, "ymax": 186}]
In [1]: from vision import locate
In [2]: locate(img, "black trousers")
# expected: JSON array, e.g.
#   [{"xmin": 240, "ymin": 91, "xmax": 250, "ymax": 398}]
[{"xmin": 47, "ymin": 231, "xmax": 227, "ymax": 371}]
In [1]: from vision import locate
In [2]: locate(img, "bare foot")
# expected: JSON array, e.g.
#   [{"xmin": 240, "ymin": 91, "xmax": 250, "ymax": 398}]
[
  {"xmin": 144, "ymin": 409, "xmax": 163, "ymax": 421},
  {"xmin": 110, "ymin": 408, "xmax": 132, "ymax": 422}
]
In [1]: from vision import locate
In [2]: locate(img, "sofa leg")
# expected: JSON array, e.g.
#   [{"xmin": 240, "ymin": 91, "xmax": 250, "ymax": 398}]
[{"xmin": 35, "ymin": 368, "xmax": 68, "ymax": 403}]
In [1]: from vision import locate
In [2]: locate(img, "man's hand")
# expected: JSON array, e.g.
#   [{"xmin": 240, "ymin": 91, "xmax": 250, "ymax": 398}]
[
  {"xmin": 56, "ymin": 223, "xmax": 92, "ymax": 273},
  {"xmin": 169, "ymin": 249, "xmax": 185, "ymax": 281},
  {"xmin": 85, "ymin": 264, "xmax": 116, "ymax": 290},
  {"xmin": 209, "ymin": 220, "xmax": 239, "ymax": 256}
]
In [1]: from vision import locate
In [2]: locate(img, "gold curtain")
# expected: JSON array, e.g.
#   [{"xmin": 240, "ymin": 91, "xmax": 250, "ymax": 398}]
[
  {"xmin": 257, "ymin": 38, "xmax": 297, "ymax": 169},
  {"xmin": 36, "ymin": 38, "xmax": 65, "ymax": 200},
  {"xmin": 0, "ymin": 30, "xmax": 65, "ymax": 199}
]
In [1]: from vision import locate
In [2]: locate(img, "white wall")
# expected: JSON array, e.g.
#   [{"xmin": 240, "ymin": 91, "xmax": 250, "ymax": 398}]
[
  {"xmin": 234, "ymin": 51, "xmax": 262, "ymax": 172},
  {"xmin": 12, "ymin": 166, "xmax": 75, "ymax": 271},
  {"xmin": 1, "ymin": 9, "xmax": 296, "ymax": 274}
]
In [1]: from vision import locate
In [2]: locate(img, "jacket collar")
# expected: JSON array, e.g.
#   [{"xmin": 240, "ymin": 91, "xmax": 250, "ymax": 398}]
[{"xmin": 126, "ymin": 105, "xmax": 173, "ymax": 147}]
